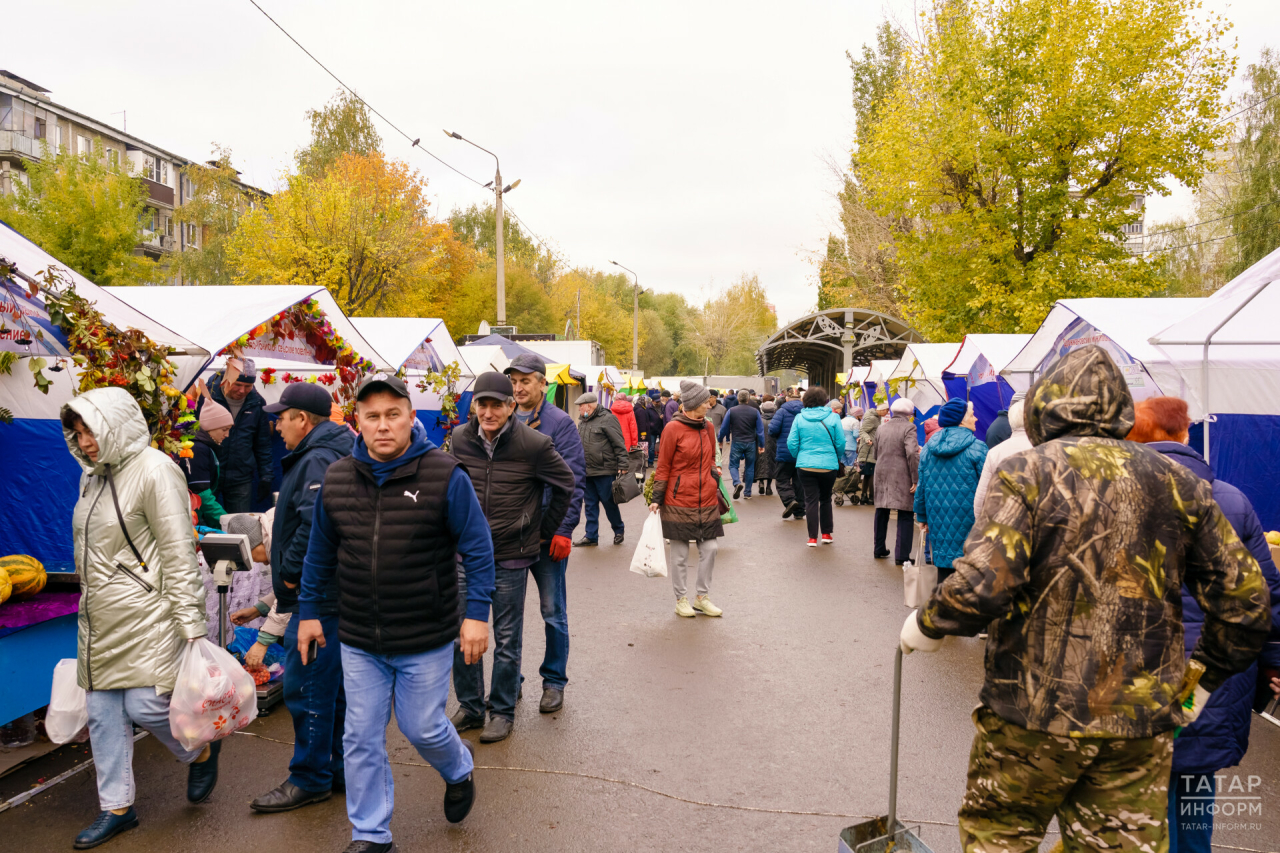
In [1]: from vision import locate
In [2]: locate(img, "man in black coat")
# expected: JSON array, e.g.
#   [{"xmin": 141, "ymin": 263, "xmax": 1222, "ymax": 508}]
[
  {"xmin": 206, "ymin": 357, "xmax": 276, "ymax": 512},
  {"xmin": 575, "ymin": 393, "xmax": 628, "ymax": 546},
  {"xmin": 449, "ymin": 373, "xmax": 576, "ymax": 744}
]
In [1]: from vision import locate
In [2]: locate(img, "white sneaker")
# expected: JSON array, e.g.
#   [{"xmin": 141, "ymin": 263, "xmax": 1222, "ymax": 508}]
[
  {"xmin": 693, "ymin": 596, "xmax": 723, "ymax": 617},
  {"xmin": 675, "ymin": 597, "xmax": 696, "ymax": 618}
]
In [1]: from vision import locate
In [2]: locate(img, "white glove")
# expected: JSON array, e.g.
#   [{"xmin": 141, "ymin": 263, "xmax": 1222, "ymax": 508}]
[
  {"xmin": 900, "ymin": 609, "xmax": 943, "ymax": 655},
  {"xmin": 1181, "ymin": 684, "xmax": 1212, "ymax": 726}
]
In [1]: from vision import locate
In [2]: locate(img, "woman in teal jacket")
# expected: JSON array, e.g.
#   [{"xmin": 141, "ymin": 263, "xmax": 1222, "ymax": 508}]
[
  {"xmin": 914, "ymin": 397, "xmax": 987, "ymax": 582},
  {"xmin": 786, "ymin": 386, "xmax": 845, "ymax": 546}
]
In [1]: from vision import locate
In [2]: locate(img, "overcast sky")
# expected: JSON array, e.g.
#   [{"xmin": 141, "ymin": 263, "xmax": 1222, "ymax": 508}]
[{"xmin": 6, "ymin": 1, "xmax": 1275, "ymax": 329}]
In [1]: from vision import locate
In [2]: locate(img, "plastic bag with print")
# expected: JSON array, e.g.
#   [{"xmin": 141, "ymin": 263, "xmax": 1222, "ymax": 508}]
[{"xmin": 168, "ymin": 637, "xmax": 257, "ymax": 751}]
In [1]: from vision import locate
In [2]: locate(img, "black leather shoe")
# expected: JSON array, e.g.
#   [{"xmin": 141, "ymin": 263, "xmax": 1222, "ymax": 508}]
[
  {"xmin": 250, "ymin": 780, "xmax": 332, "ymax": 813},
  {"xmin": 873, "ymin": 549, "xmax": 891, "ymax": 559},
  {"xmin": 444, "ymin": 742, "xmax": 476, "ymax": 823},
  {"xmin": 573, "ymin": 536, "xmax": 598, "ymax": 546},
  {"xmin": 342, "ymin": 842, "xmax": 396, "ymax": 853},
  {"xmin": 450, "ymin": 709, "xmax": 485, "ymax": 732},
  {"xmin": 539, "ymin": 687, "xmax": 564, "ymax": 713},
  {"xmin": 186, "ymin": 739, "xmax": 221, "ymax": 804},
  {"xmin": 782, "ymin": 501, "xmax": 799, "ymax": 518},
  {"xmin": 74, "ymin": 808, "xmax": 139, "ymax": 849},
  {"xmin": 478, "ymin": 716, "xmax": 513, "ymax": 743},
  {"xmin": 613, "ymin": 533, "xmax": 625, "ymax": 545}
]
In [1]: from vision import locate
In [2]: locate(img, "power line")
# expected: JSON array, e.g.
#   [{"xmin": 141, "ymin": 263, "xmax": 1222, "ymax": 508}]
[
  {"xmin": 1145, "ymin": 218, "xmax": 1279, "ymax": 255},
  {"xmin": 1212, "ymin": 90, "xmax": 1280, "ymax": 127},
  {"xmin": 503, "ymin": 202, "xmax": 573, "ymax": 269},
  {"xmin": 1143, "ymin": 198, "xmax": 1280, "ymax": 240}
]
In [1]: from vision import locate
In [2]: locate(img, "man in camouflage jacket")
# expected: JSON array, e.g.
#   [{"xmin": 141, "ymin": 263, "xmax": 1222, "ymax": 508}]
[{"xmin": 900, "ymin": 345, "xmax": 1271, "ymax": 853}]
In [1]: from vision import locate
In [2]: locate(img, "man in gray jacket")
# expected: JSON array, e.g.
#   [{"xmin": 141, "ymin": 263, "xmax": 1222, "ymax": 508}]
[{"xmin": 574, "ymin": 393, "xmax": 628, "ymax": 546}]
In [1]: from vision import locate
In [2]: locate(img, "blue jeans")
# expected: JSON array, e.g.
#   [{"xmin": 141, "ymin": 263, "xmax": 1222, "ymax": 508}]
[
  {"xmin": 284, "ymin": 613, "xmax": 345, "ymax": 792},
  {"xmin": 1168, "ymin": 771, "xmax": 1215, "ymax": 853},
  {"xmin": 648, "ymin": 438, "xmax": 658, "ymax": 465},
  {"xmin": 86, "ymin": 688, "xmax": 203, "ymax": 811},
  {"xmin": 728, "ymin": 440, "xmax": 756, "ymax": 494},
  {"xmin": 341, "ymin": 642, "xmax": 473, "ymax": 844},
  {"xmin": 531, "ymin": 549, "xmax": 570, "ymax": 689},
  {"xmin": 583, "ymin": 474, "xmax": 624, "ymax": 540}
]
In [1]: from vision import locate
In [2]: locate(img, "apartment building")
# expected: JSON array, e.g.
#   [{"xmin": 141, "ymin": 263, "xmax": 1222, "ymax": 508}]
[{"xmin": 0, "ymin": 70, "xmax": 264, "ymax": 275}]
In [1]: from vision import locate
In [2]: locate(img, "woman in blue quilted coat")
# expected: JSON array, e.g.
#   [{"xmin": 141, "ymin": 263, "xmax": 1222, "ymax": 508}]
[{"xmin": 913, "ymin": 398, "xmax": 987, "ymax": 583}]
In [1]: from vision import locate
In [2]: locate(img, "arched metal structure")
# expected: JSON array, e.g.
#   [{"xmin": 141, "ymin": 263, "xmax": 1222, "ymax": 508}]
[{"xmin": 756, "ymin": 308, "xmax": 923, "ymax": 390}]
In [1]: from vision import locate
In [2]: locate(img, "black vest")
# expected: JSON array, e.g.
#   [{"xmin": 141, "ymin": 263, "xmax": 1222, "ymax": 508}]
[{"xmin": 321, "ymin": 448, "xmax": 461, "ymax": 654}]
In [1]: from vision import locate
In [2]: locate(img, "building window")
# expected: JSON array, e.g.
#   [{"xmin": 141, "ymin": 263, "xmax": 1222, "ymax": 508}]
[
  {"xmin": 165, "ymin": 217, "xmax": 174, "ymax": 238},
  {"xmin": 34, "ymin": 117, "xmax": 45, "ymax": 140},
  {"xmin": 186, "ymin": 223, "xmax": 198, "ymax": 245},
  {"xmin": 55, "ymin": 124, "xmax": 63, "ymax": 152},
  {"xmin": 77, "ymin": 134, "xmax": 92, "ymax": 157},
  {"xmin": 161, "ymin": 161, "xmax": 169, "ymax": 185},
  {"xmin": 106, "ymin": 148, "xmax": 119, "ymax": 168},
  {"xmin": 0, "ymin": 94, "xmax": 12, "ymax": 130}
]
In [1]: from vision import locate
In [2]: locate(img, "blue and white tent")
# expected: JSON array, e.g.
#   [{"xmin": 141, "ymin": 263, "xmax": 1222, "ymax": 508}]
[{"xmin": 942, "ymin": 334, "xmax": 1032, "ymax": 439}]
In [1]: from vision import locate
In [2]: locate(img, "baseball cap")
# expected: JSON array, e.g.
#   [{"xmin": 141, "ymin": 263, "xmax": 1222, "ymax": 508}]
[
  {"xmin": 473, "ymin": 371, "xmax": 514, "ymax": 402},
  {"xmin": 264, "ymin": 382, "xmax": 334, "ymax": 417},
  {"xmin": 357, "ymin": 372, "xmax": 412, "ymax": 402},
  {"xmin": 503, "ymin": 353, "xmax": 546, "ymax": 377}
]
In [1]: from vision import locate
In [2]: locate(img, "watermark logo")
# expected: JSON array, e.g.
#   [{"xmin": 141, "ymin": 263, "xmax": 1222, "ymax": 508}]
[{"xmin": 1176, "ymin": 773, "xmax": 1264, "ymax": 831}]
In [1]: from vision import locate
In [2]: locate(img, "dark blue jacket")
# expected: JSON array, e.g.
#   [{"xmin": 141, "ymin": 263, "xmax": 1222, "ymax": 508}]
[
  {"xmin": 270, "ymin": 420, "xmax": 353, "ymax": 614},
  {"xmin": 532, "ymin": 399, "xmax": 586, "ymax": 539},
  {"xmin": 724, "ymin": 396, "xmax": 738, "ymax": 410},
  {"xmin": 207, "ymin": 374, "xmax": 275, "ymax": 486},
  {"xmin": 719, "ymin": 404, "xmax": 765, "ymax": 446},
  {"xmin": 1149, "ymin": 441, "xmax": 1280, "ymax": 773},
  {"xmin": 768, "ymin": 399, "xmax": 805, "ymax": 463}
]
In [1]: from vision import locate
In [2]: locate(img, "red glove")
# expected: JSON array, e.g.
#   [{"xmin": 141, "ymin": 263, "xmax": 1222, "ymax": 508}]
[{"xmin": 549, "ymin": 535, "xmax": 572, "ymax": 562}]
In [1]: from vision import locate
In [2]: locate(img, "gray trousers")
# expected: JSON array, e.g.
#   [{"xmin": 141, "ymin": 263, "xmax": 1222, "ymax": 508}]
[{"xmin": 669, "ymin": 538, "xmax": 719, "ymax": 600}]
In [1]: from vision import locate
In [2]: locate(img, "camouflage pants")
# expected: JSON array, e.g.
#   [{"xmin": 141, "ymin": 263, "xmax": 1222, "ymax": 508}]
[{"xmin": 959, "ymin": 706, "xmax": 1173, "ymax": 853}]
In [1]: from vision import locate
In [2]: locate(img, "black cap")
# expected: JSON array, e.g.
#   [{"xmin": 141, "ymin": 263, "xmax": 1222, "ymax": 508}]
[
  {"xmin": 264, "ymin": 382, "xmax": 334, "ymax": 417},
  {"xmin": 472, "ymin": 371, "xmax": 514, "ymax": 402},
  {"xmin": 503, "ymin": 353, "xmax": 546, "ymax": 377},
  {"xmin": 357, "ymin": 372, "xmax": 412, "ymax": 402}
]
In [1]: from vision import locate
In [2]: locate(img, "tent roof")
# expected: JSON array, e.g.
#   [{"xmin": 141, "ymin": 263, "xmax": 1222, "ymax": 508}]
[
  {"xmin": 460, "ymin": 335, "xmax": 584, "ymax": 381},
  {"xmin": 887, "ymin": 342, "xmax": 961, "ymax": 411},
  {"xmin": 944, "ymin": 333, "xmax": 1033, "ymax": 376},
  {"xmin": 1151, "ymin": 246, "xmax": 1280, "ymax": 348},
  {"xmin": 350, "ymin": 317, "xmax": 471, "ymax": 376}
]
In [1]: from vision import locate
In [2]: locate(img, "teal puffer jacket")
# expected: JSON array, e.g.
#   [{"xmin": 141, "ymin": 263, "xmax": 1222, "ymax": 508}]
[
  {"xmin": 913, "ymin": 426, "xmax": 988, "ymax": 568},
  {"xmin": 785, "ymin": 407, "xmax": 845, "ymax": 471}
]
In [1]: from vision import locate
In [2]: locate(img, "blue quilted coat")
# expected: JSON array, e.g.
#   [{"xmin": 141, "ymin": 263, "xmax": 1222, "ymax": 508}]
[{"xmin": 913, "ymin": 427, "xmax": 988, "ymax": 569}]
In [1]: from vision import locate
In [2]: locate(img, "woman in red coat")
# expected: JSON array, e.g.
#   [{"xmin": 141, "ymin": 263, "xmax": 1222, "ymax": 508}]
[{"xmin": 650, "ymin": 380, "xmax": 725, "ymax": 618}]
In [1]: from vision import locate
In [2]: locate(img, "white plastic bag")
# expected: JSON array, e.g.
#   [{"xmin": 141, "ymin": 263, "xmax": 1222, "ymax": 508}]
[
  {"xmin": 46, "ymin": 659, "xmax": 89, "ymax": 744},
  {"xmin": 169, "ymin": 638, "xmax": 257, "ymax": 751},
  {"xmin": 629, "ymin": 512, "xmax": 669, "ymax": 578},
  {"xmin": 903, "ymin": 535, "xmax": 937, "ymax": 608}
]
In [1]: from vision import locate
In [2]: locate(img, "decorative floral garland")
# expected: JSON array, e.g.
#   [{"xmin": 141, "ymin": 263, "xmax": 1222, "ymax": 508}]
[
  {"xmin": 412, "ymin": 361, "xmax": 463, "ymax": 435},
  {"xmin": 217, "ymin": 297, "xmax": 374, "ymax": 419}
]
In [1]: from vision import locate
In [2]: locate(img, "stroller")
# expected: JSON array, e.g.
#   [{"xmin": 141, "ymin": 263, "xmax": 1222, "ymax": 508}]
[{"xmin": 832, "ymin": 465, "xmax": 862, "ymax": 506}]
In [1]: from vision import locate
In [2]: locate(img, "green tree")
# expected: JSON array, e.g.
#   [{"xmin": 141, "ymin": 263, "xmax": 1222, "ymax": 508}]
[
  {"xmin": 295, "ymin": 90, "xmax": 383, "ymax": 178},
  {"xmin": 0, "ymin": 143, "xmax": 156, "ymax": 286},
  {"xmin": 1225, "ymin": 48, "xmax": 1280, "ymax": 278},
  {"xmin": 859, "ymin": 0, "xmax": 1235, "ymax": 339},
  {"xmin": 448, "ymin": 203, "xmax": 559, "ymax": 283},
  {"xmin": 169, "ymin": 145, "xmax": 251, "ymax": 286},
  {"xmin": 685, "ymin": 274, "xmax": 777, "ymax": 374}
]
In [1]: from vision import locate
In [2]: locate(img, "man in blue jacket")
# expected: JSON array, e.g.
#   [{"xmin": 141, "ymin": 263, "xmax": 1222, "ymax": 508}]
[
  {"xmin": 718, "ymin": 390, "xmax": 765, "ymax": 500},
  {"xmin": 250, "ymin": 383, "xmax": 353, "ymax": 815},
  {"xmin": 206, "ymin": 357, "xmax": 276, "ymax": 512},
  {"xmin": 502, "ymin": 354, "xmax": 586, "ymax": 714},
  {"xmin": 768, "ymin": 394, "xmax": 807, "ymax": 520}
]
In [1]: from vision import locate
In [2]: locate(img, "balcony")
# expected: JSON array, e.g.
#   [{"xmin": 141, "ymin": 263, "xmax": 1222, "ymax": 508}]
[
  {"xmin": 136, "ymin": 232, "xmax": 175, "ymax": 258},
  {"xmin": 0, "ymin": 130, "xmax": 40, "ymax": 160},
  {"xmin": 142, "ymin": 177, "xmax": 174, "ymax": 207}
]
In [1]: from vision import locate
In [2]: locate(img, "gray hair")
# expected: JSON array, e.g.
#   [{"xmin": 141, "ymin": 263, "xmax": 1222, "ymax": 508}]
[{"xmin": 737, "ymin": 389, "xmax": 749, "ymax": 403}]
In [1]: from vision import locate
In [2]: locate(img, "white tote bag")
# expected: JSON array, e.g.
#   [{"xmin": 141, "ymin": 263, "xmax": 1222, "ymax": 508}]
[
  {"xmin": 903, "ymin": 532, "xmax": 937, "ymax": 609},
  {"xmin": 46, "ymin": 658, "xmax": 89, "ymax": 744},
  {"xmin": 629, "ymin": 512, "xmax": 669, "ymax": 578}
]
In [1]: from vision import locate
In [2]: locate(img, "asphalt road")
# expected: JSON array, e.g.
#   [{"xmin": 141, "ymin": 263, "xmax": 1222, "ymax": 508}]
[{"xmin": 5, "ymin": 490, "xmax": 1280, "ymax": 852}]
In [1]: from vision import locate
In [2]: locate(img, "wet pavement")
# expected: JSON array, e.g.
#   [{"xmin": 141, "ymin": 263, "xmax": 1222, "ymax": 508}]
[{"xmin": 4, "ymin": 492, "xmax": 1280, "ymax": 852}]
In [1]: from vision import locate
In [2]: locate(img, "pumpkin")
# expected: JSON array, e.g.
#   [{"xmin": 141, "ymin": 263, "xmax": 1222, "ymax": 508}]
[
  {"xmin": 0, "ymin": 555, "xmax": 46, "ymax": 600},
  {"xmin": 0, "ymin": 567, "xmax": 10, "ymax": 605}
]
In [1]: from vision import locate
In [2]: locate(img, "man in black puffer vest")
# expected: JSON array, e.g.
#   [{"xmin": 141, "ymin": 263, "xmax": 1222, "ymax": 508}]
[
  {"xmin": 298, "ymin": 374, "xmax": 496, "ymax": 852},
  {"xmin": 447, "ymin": 372, "xmax": 575, "ymax": 744}
]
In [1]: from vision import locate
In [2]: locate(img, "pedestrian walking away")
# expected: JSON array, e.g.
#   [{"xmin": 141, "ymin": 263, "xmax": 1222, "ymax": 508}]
[
  {"xmin": 914, "ymin": 398, "xmax": 987, "ymax": 585},
  {"xmin": 296, "ymin": 372, "xmax": 496, "ymax": 850},
  {"xmin": 1127, "ymin": 396, "xmax": 1280, "ymax": 853},
  {"xmin": 856, "ymin": 403, "xmax": 884, "ymax": 505},
  {"xmin": 651, "ymin": 380, "xmax": 726, "ymax": 618},
  {"xmin": 246, "ymin": 382, "xmax": 354, "ymax": 814},
  {"xmin": 899, "ymin": 345, "xmax": 1272, "ymax": 853},
  {"xmin": 203, "ymin": 356, "xmax": 275, "ymax": 513},
  {"xmin": 60, "ymin": 388, "xmax": 215, "ymax": 850},
  {"xmin": 757, "ymin": 398, "xmax": 778, "ymax": 495},
  {"xmin": 718, "ymin": 389, "xmax": 765, "ymax": 500},
  {"xmin": 574, "ymin": 392, "xmax": 629, "ymax": 546},
  {"xmin": 448, "ymin": 372, "xmax": 575, "ymax": 744},
  {"xmin": 873, "ymin": 398, "xmax": 918, "ymax": 563},
  {"xmin": 985, "ymin": 404, "xmax": 1012, "ymax": 448},
  {"xmin": 504, "ymin": 353, "xmax": 587, "ymax": 715},
  {"xmin": 786, "ymin": 386, "xmax": 845, "ymax": 546},
  {"xmin": 767, "ymin": 393, "xmax": 807, "ymax": 521}
]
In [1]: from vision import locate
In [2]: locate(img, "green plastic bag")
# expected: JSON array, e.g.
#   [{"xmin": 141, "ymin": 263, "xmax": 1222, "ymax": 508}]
[{"xmin": 719, "ymin": 476, "xmax": 738, "ymax": 524}]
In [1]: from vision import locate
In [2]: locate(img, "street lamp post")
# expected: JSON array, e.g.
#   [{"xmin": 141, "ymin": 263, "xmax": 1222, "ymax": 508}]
[
  {"xmin": 610, "ymin": 261, "xmax": 641, "ymax": 372},
  {"xmin": 443, "ymin": 130, "xmax": 519, "ymax": 327}
]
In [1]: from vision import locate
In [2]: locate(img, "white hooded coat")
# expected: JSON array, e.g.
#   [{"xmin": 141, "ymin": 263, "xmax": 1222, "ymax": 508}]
[{"xmin": 972, "ymin": 400, "xmax": 1033, "ymax": 519}]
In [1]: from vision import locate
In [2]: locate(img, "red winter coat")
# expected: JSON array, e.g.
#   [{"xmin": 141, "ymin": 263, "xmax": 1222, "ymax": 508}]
[
  {"xmin": 611, "ymin": 399, "xmax": 639, "ymax": 449},
  {"xmin": 651, "ymin": 413, "xmax": 724, "ymax": 542}
]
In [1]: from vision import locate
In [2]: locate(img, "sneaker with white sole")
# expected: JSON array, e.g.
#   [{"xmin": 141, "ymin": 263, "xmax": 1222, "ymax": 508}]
[
  {"xmin": 807, "ymin": 538, "xmax": 818, "ymax": 547},
  {"xmin": 693, "ymin": 596, "xmax": 722, "ymax": 616},
  {"xmin": 675, "ymin": 597, "xmax": 696, "ymax": 617},
  {"xmin": 821, "ymin": 534, "xmax": 833, "ymax": 544}
]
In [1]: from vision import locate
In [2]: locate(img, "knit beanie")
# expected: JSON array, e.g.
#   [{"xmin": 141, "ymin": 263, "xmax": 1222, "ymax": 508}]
[
  {"xmin": 199, "ymin": 400, "xmax": 234, "ymax": 432},
  {"xmin": 679, "ymin": 380, "xmax": 710, "ymax": 411},
  {"xmin": 762, "ymin": 401, "xmax": 776, "ymax": 414},
  {"xmin": 937, "ymin": 397, "xmax": 968, "ymax": 428}
]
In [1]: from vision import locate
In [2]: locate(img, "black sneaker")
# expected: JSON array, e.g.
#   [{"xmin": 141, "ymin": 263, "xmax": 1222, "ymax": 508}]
[
  {"xmin": 613, "ymin": 533, "xmax": 625, "ymax": 545},
  {"xmin": 342, "ymin": 842, "xmax": 396, "ymax": 853},
  {"xmin": 74, "ymin": 808, "xmax": 139, "ymax": 849},
  {"xmin": 444, "ymin": 742, "xmax": 477, "ymax": 823},
  {"xmin": 781, "ymin": 501, "xmax": 799, "ymax": 519},
  {"xmin": 186, "ymin": 739, "xmax": 221, "ymax": 804},
  {"xmin": 733, "ymin": 483, "xmax": 743, "ymax": 499}
]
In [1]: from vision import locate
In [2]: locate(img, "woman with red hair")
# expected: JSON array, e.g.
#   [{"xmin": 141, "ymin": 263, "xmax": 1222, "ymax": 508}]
[{"xmin": 1128, "ymin": 396, "xmax": 1280, "ymax": 853}]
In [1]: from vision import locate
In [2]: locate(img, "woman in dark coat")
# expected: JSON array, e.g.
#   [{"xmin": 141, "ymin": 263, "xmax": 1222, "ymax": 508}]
[
  {"xmin": 757, "ymin": 399, "xmax": 778, "ymax": 495},
  {"xmin": 1128, "ymin": 397, "xmax": 1280, "ymax": 853},
  {"xmin": 651, "ymin": 381, "xmax": 725, "ymax": 619},
  {"xmin": 872, "ymin": 398, "xmax": 919, "ymax": 563}
]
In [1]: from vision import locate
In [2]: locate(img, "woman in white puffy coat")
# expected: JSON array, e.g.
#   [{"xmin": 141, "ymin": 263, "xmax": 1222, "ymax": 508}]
[{"xmin": 61, "ymin": 387, "xmax": 220, "ymax": 850}]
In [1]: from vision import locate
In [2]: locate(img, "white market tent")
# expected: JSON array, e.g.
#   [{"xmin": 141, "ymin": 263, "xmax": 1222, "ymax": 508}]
[
  {"xmin": 1149, "ymin": 246, "xmax": 1280, "ymax": 422},
  {"xmin": 944, "ymin": 333, "xmax": 1033, "ymax": 382},
  {"xmin": 104, "ymin": 285, "xmax": 391, "ymax": 382},
  {"xmin": 1001, "ymin": 298, "xmax": 1207, "ymax": 398},
  {"xmin": 350, "ymin": 317, "xmax": 471, "ymax": 377},
  {"xmin": 885, "ymin": 342, "xmax": 962, "ymax": 413}
]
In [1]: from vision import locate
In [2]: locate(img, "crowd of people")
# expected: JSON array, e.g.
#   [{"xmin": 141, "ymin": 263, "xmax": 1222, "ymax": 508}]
[{"xmin": 54, "ymin": 343, "xmax": 1280, "ymax": 853}]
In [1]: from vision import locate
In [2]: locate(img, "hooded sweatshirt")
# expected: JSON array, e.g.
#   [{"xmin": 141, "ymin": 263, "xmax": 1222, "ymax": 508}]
[
  {"xmin": 919, "ymin": 344, "xmax": 1270, "ymax": 738},
  {"xmin": 973, "ymin": 400, "xmax": 1033, "ymax": 518}
]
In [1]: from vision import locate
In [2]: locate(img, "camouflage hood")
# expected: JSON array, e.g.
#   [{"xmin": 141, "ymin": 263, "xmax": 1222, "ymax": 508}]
[{"xmin": 1025, "ymin": 344, "xmax": 1135, "ymax": 446}]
